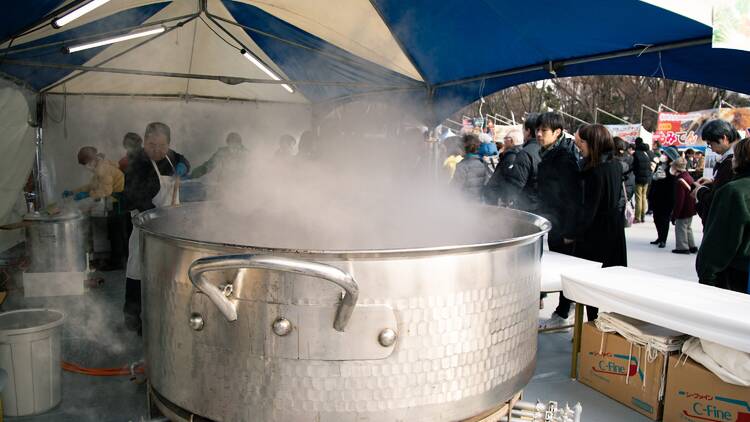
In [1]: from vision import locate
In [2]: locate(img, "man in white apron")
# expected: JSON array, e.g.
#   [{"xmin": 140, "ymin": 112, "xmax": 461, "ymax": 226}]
[{"xmin": 122, "ymin": 122, "xmax": 190, "ymax": 334}]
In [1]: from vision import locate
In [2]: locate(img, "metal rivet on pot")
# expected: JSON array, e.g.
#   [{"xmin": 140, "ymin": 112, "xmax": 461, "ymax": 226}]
[
  {"xmin": 189, "ymin": 313, "xmax": 204, "ymax": 331},
  {"xmin": 272, "ymin": 317, "xmax": 292, "ymax": 336},
  {"xmin": 378, "ymin": 328, "xmax": 397, "ymax": 347}
]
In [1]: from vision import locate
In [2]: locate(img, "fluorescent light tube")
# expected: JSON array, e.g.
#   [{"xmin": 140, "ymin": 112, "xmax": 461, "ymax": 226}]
[
  {"xmin": 241, "ymin": 49, "xmax": 294, "ymax": 93},
  {"xmin": 65, "ymin": 27, "xmax": 165, "ymax": 53},
  {"xmin": 53, "ymin": 0, "xmax": 112, "ymax": 28}
]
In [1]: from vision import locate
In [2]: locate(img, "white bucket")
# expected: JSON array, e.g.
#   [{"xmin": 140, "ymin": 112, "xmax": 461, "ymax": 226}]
[{"xmin": 0, "ymin": 309, "xmax": 65, "ymax": 416}]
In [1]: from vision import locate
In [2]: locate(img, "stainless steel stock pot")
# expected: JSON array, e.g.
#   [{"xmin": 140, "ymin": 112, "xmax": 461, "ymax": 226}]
[{"xmin": 135, "ymin": 202, "xmax": 549, "ymax": 422}]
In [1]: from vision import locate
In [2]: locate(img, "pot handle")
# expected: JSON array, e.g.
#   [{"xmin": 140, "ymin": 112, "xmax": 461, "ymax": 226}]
[{"xmin": 188, "ymin": 254, "xmax": 359, "ymax": 332}]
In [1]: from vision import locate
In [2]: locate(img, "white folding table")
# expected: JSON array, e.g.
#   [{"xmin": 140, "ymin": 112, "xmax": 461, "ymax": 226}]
[
  {"xmin": 561, "ymin": 266, "xmax": 750, "ymax": 377},
  {"xmin": 538, "ymin": 252, "xmax": 601, "ymax": 333},
  {"xmin": 540, "ymin": 251, "xmax": 601, "ymax": 293}
]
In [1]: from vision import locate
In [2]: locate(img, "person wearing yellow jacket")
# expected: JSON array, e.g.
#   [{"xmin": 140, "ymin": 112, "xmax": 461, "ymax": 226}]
[
  {"xmin": 63, "ymin": 146, "xmax": 127, "ymax": 270},
  {"xmin": 63, "ymin": 146, "xmax": 125, "ymax": 200}
]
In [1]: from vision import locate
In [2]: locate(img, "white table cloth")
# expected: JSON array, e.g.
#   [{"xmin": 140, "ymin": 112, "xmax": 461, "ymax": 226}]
[{"xmin": 562, "ymin": 266, "xmax": 750, "ymax": 353}]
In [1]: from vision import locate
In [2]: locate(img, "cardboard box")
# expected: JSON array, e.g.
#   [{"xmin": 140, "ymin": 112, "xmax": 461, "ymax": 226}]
[
  {"xmin": 578, "ymin": 322, "xmax": 671, "ymax": 420},
  {"xmin": 663, "ymin": 354, "xmax": 750, "ymax": 422}
]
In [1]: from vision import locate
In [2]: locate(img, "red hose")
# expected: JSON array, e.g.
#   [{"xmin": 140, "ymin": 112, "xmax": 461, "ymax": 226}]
[{"xmin": 62, "ymin": 361, "xmax": 145, "ymax": 377}]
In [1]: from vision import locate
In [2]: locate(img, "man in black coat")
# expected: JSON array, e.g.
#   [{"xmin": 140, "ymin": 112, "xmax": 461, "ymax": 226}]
[
  {"xmin": 535, "ymin": 112, "xmax": 582, "ymax": 254},
  {"xmin": 123, "ymin": 122, "xmax": 190, "ymax": 334},
  {"xmin": 693, "ymin": 120, "xmax": 741, "ymax": 225},
  {"xmin": 631, "ymin": 137, "xmax": 652, "ymax": 223},
  {"xmin": 535, "ymin": 112, "xmax": 583, "ymax": 329},
  {"xmin": 501, "ymin": 114, "xmax": 542, "ymax": 212}
]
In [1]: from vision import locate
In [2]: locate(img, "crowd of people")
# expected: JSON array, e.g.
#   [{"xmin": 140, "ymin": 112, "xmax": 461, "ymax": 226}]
[
  {"xmin": 62, "ymin": 122, "xmax": 302, "ymax": 334},
  {"xmin": 61, "ymin": 114, "xmax": 749, "ymax": 334},
  {"xmin": 446, "ymin": 112, "xmax": 749, "ymax": 328}
]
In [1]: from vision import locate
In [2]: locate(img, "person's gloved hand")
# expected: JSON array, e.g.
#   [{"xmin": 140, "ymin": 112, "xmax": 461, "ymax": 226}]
[
  {"xmin": 74, "ymin": 191, "xmax": 90, "ymax": 201},
  {"xmin": 174, "ymin": 162, "xmax": 188, "ymax": 177},
  {"xmin": 62, "ymin": 190, "xmax": 74, "ymax": 198}
]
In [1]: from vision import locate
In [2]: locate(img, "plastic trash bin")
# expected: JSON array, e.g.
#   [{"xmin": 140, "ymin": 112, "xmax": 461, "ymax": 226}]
[{"xmin": 0, "ymin": 309, "xmax": 65, "ymax": 416}]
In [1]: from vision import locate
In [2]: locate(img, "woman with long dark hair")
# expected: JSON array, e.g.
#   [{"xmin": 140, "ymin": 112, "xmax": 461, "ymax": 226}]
[{"xmin": 563, "ymin": 124, "xmax": 628, "ymax": 321}]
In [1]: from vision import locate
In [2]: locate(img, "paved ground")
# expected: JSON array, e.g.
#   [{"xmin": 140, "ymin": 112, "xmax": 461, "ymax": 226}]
[
  {"xmin": 2, "ymin": 214, "xmax": 704, "ymax": 422},
  {"xmin": 3, "ymin": 268, "xmax": 147, "ymax": 422}
]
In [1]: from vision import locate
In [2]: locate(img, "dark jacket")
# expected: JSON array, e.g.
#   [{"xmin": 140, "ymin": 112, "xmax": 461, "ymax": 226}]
[
  {"xmin": 648, "ymin": 163, "xmax": 675, "ymax": 213},
  {"xmin": 615, "ymin": 154, "xmax": 635, "ymax": 207},
  {"xmin": 672, "ymin": 171, "xmax": 696, "ymax": 220},
  {"xmin": 483, "ymin": 146, "xmax": 521, "ymax": 204},
  {"xmin": 632, "ymin": 143, "xmax": 653, "ymax": 184},
  {"xmin": 124, "ymin": 149, "xmax": 190, "ymax": 212},
  {"xmin": 696, "ymin": 153, "xmax": 734, "ymax": 224},
  {"xmin": 451, "ymin": 154, "xmax": 489, "ymax": 202},
  {"xmin": 503, "ymin": 139, "xmax": 542, "ymax": 212},
  {"xmin": 696, "ymin": 171, "xmax": 750, "ymax": 293},
  {"xmin": 537, "ymin": 137, "xmax": 582, "ymax": 242},
  {"xmin": 573, "ymin": 157, "xmax": 627, "ymax": 267}
]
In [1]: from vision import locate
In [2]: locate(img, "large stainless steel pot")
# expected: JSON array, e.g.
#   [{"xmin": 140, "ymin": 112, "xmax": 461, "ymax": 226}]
[
  {"xmin": 136, "ymin": 203, "xmax": 549, "ymax": 422},
  {"xmin": 24, "ymin": 209, "xmax": 87, "ymax": 273}
]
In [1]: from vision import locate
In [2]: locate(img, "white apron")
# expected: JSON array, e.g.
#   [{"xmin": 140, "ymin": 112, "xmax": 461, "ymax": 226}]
[{"xmin": 125, "ymin": 157, "xmax": 180, "ymax": 279}]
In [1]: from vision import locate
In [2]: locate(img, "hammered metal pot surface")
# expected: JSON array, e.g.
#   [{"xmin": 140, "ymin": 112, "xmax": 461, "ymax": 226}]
[{"xmin": 137, "ymin": 203, "xmax": 549, "ymax": 422}]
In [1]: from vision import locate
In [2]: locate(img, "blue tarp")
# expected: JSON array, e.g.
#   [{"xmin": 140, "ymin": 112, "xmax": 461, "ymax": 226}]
[
  {"xmin": 0, "ymin": 0, "xmax": 64, "ymax": 45},
  {"xmin": 2, "ymin": 0, "xmax": 750, "ymax": 123}
]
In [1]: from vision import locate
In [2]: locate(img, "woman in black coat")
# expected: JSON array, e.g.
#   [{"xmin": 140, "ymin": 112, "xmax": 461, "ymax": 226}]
[
  {"xmin": 648, "ymin": 147, "xmax": 680, "ymax": 248},
  {"xmin": 563, "ymin": 124, "xmax": 628, "ymax": 321}
]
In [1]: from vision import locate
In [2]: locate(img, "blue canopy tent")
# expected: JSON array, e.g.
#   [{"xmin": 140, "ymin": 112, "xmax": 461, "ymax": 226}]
[{"xmin": 1, "ymin": 0, "xmax": 749, "ymax": 124}]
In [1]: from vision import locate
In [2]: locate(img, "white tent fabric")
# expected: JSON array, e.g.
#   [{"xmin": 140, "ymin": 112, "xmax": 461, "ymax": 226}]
[
  {"xmin": 561, "ymin": 266, "xmax": 750, "ymax": 353},
  {"xmin": 640, "ymin": 0, "xmax": 714, "ymax": 26},
  {"xmin": 1, "ymin": 0, "xmax": 421, "ymax": 102},
  {"xmin": 45, "ymin": 1, "xmax": 307, "ymax": 103},
  {"xmin": 241, "ymin": 0, "xmax": 422, "ymax": 81},
  {"xmin": 0, "ymin": 85, "xmax": 35, "ymax": 250}
]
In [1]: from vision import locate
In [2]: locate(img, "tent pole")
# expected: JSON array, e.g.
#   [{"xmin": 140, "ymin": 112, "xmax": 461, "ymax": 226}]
[
  {"xmin": 640, "ymin": 104, "xmax": 659, "ymax": 125},
  {"xmin": 554, "ymin": 109, "xmax": 590, "ymax": 126},
  {"xmin": 44, "ymin": 92, "xmax": 279, "ymax": 104},
  {"xmin": 434, "ymin": 37, "xmax": 711, "ymax": 89},
  {"xmin": 595, "ymin": 107, "xmax": 630, "ymax": 124},
  {"xmin": 658, "ymin": 103, "xmax": 678, "ymax": 113},
  {"xmin": 32, "ymin": 95, "xmax": 45, "ymax": 210},
  {"xmin": 8, "ymin": 59, "xmax": 414, "ymax": 89}
]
